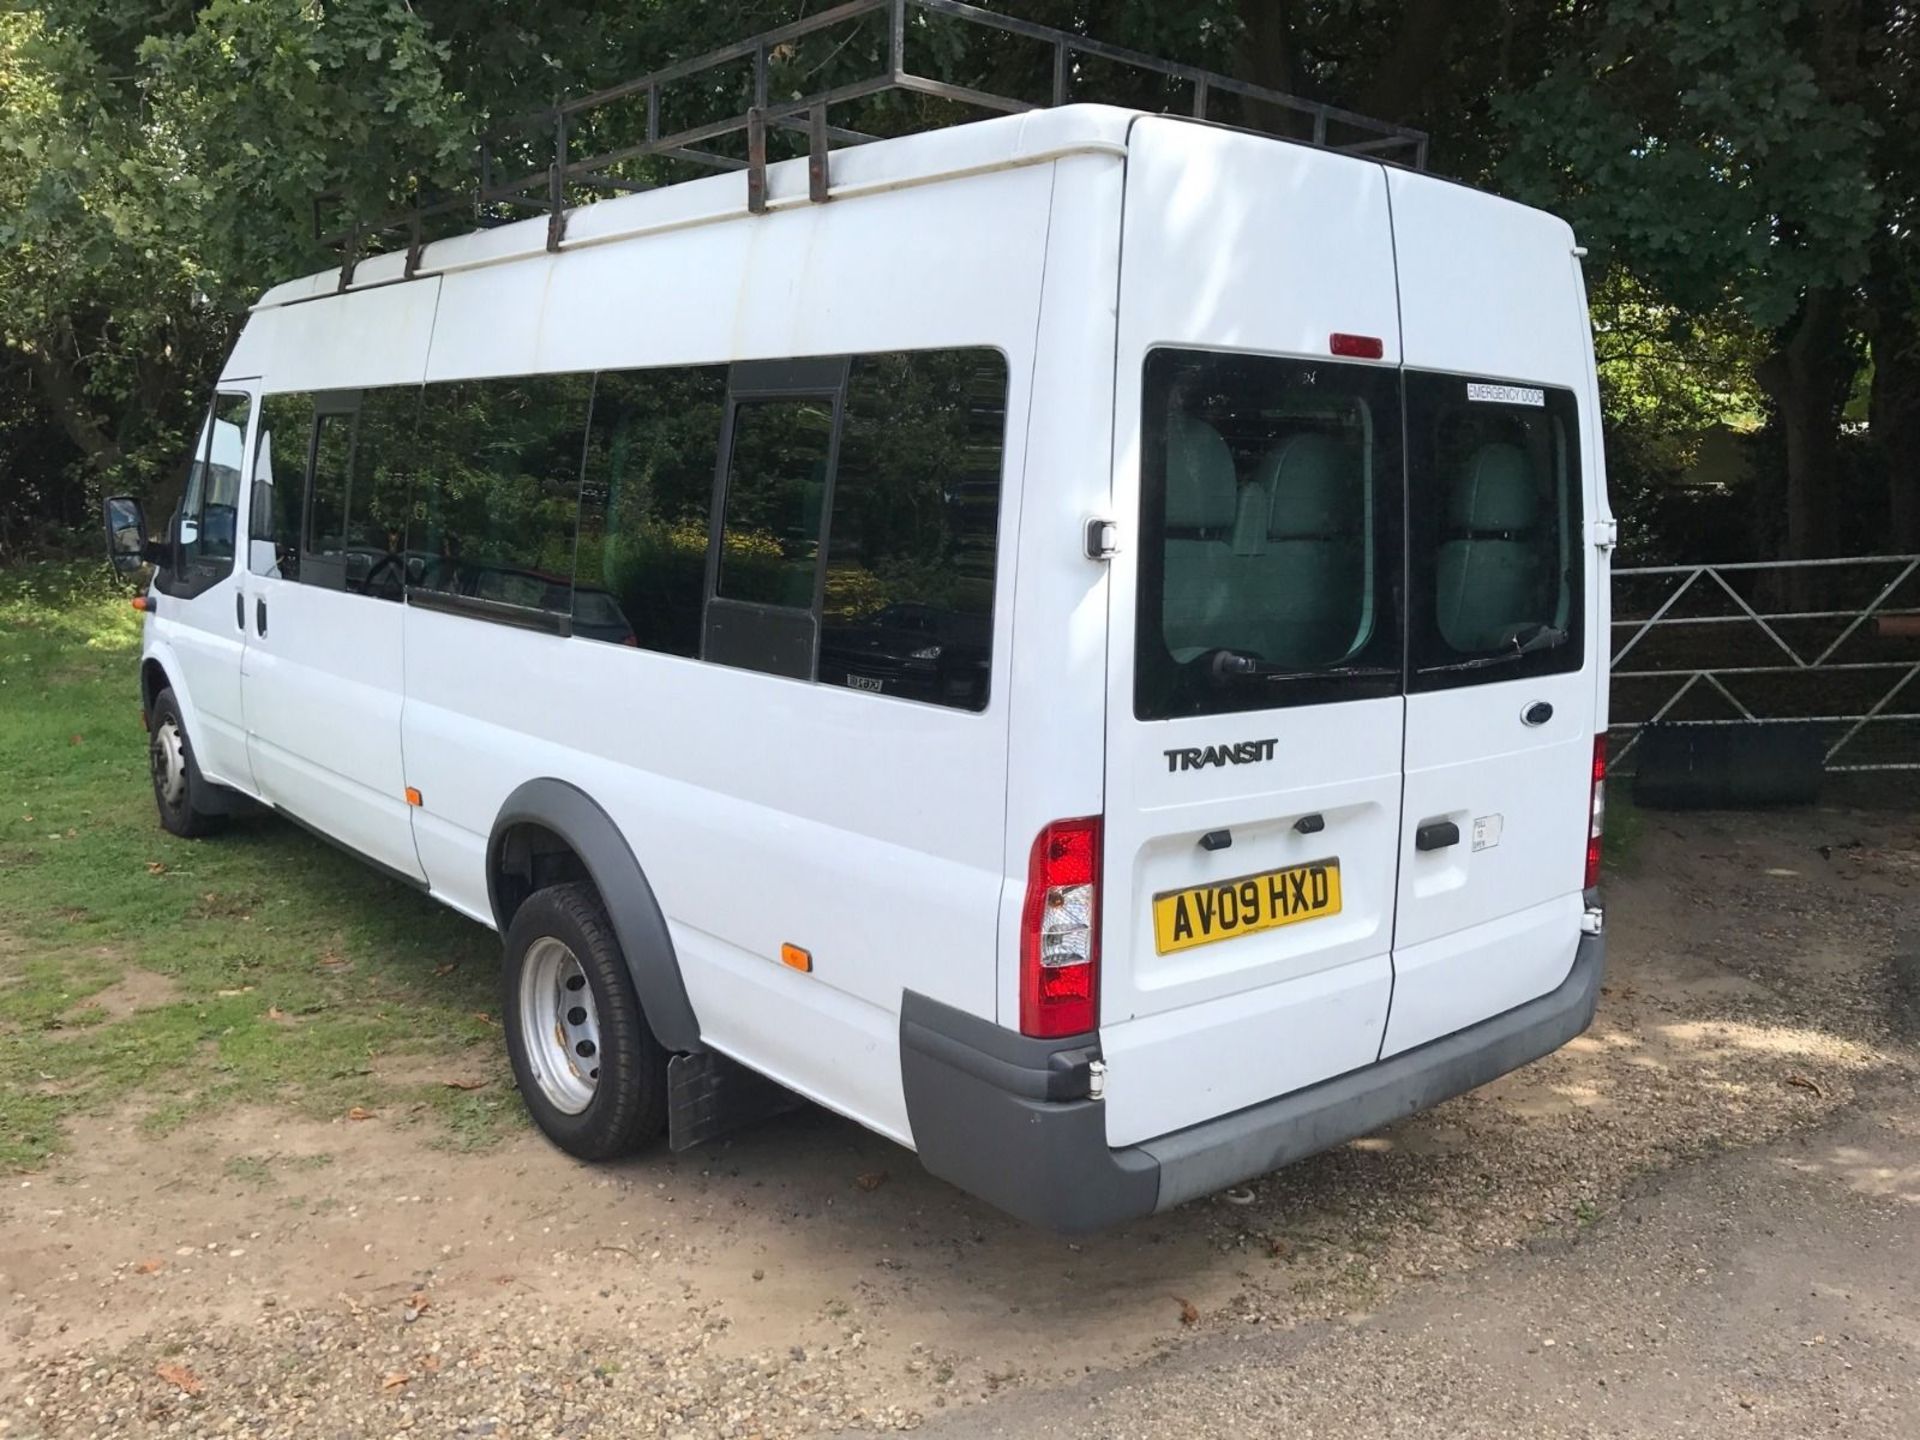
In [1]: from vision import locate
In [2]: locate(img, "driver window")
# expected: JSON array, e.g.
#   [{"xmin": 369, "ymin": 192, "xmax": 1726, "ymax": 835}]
[{"xmin": 180, "ymin": 392, "xmax": 251, "ymax": 581}]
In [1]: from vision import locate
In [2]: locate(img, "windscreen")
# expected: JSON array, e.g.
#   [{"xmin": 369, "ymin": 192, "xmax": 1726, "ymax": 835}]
[{"xmin": 1135, "ymin": 348, "xmax": 1403, "ymax": 720}]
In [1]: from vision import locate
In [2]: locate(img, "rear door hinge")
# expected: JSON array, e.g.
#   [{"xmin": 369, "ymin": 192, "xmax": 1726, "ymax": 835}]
[
  {"xmin": 1591, "ymin": 517, "xmax": 1619, "ymax": 551},
  {"xmin": 1084, "ymin": 517, "xmax": 1121, "ymax": 560}
]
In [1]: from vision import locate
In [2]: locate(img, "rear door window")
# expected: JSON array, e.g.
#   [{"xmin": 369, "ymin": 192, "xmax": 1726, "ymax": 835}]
[
  {"xmin": 1405, "ymin": 374, "xmax": 1582, "ymax": 688},
  {"xmin": 1135, "ymin": 348, "xmax": 1403, "ymax": 720}
]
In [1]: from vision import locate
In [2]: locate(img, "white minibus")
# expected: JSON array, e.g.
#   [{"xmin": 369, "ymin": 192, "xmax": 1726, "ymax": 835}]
[{"xmin": 105, "ymin": 70, "xmax": 1612, "ymax": 1232}]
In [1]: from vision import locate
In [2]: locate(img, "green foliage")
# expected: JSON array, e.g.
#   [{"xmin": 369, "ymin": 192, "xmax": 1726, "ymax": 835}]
[{"xmin": 1493, "ymin": 0, "xmax": 1880, "ymax": 331}]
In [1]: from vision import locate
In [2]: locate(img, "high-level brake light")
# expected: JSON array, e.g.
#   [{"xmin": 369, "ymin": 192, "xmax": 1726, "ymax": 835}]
[{"xmin": 1019, "ymin": 817, "xmax": 1102, "ymax": 1038}]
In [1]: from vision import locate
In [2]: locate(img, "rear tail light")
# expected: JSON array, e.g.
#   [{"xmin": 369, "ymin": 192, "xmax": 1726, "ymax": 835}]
[
  {"xmin": 1019, "ymin": 816, "xmax": 1101, "ymax": 1038},
  {"xmin": 1584, "ymin": 734, "xmax": 1608, "ymax": 889}
]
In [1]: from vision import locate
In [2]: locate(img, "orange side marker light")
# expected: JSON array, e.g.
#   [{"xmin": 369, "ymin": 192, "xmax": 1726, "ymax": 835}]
[
  {"xmin": 404, "ymin": 787, "xmax": 423, "ymax": 808},
  {"xmin": 131, "ymin": 596, "xmax": 151, "ymax": 612},
  {"xmin": 780, "ymin": 943, "xmax": 813, "ymax": 974}
]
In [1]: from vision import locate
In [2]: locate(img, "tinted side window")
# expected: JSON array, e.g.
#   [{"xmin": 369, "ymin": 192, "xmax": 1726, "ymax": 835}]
[
  {"xmin": 818, "ymin": 350, "xmax": 1008, "ymax": 712},
  {"xmin": 715, "ymin": 398, "xmax": 835, "ymax": 609},
  {"xmin": 304, "ymin": 407, "xmax": 354, "ymax": 578},
  {"xmin": 343, "ymin": 388, "xmax": 419, "ymax": 602},
  {"xmin": 179, "ymin": 392, "xmax": 251, "ymax": 582},
  {"xmin": 250, "ymin": 393, "xmax": 312, "ymax": 580},
  {"xmin": 575, "ymin": 365, "xmax": 728, "ymax": 654},
  {"xmin": 1135, "ymin": 348, "xmax": 1403, "ymax": 721},
  {"xmin": 412, "ymin": 375, "xmax": 592, "ymax": 614},
  {"xmin": 1406, "ymin": 375, "xmax": 1582, "ymax": 689}
]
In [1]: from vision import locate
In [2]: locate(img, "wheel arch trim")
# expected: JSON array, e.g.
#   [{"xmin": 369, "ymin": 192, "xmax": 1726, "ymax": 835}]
[{"xmin": 487, "ymin": 778, "xmax": 703, "ymax": 1054}]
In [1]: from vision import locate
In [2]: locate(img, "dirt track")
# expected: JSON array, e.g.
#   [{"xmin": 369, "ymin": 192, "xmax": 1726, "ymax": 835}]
[{"xmin": 3, "ymin": 806, "xmax": 1917, "ymax": 1437}]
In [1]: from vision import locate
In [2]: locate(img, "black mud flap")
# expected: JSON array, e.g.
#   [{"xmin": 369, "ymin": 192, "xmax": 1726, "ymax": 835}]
[{"xmin": 666, "ymin": 1051, "xmax": 804, "ymax": 1153}]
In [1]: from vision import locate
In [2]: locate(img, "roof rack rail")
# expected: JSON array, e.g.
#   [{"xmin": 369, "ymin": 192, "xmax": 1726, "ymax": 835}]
[{"xmin": 315, "ymin": 0, "xmax": 1428, "ymax": 288}]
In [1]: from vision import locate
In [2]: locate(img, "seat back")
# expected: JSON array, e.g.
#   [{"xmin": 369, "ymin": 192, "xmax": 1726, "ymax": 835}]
[
  {"xmin": 1240, "ymin": 432, "xmax": 1366, "ymax": 667},
  {"xmin": 1434, "ymin": 442, "xmax": 1543, "ymax": 650},
  {"xmin": 1160, "ymin": 414, "xmax": 1238, "ymax": 659}
]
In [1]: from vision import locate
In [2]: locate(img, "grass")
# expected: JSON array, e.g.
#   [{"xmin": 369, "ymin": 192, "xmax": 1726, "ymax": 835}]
[{"xmin": 0, "ymin": 560, "xmax": 519, "ymax": 1171}]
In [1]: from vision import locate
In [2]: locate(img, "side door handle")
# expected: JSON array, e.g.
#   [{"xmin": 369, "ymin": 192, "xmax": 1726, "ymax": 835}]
[
  {"xmin": 235, "ymin": 591, "xmax": 245, "ymax": 631},
  {"xmin": 255, "ymin": 597, "xmax": 268, "ymax": 637},
  {"xmin": 1415, "ymin": 820, "xmax": 1460, "ymax": 851}
]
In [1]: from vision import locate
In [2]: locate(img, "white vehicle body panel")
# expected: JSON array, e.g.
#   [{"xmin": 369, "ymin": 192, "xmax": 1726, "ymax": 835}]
[
  {"xmin": 1381, "ymin": 171, "xmax": 1602, "ymax": 1057},
  {"xmin": 1098, "ymin": 122, "xmax": 1406, "ymax": 1146}
]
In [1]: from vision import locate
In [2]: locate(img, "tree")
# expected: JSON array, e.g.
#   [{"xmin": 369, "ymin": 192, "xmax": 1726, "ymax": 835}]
[{"xmin": 1490, "ymin": 0, "xmax": 1884, "ymax": 561}]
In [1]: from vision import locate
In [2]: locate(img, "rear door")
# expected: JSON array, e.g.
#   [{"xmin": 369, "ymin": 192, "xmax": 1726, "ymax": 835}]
[
  {"xmin": 1382, "ymin": 171, "xmax": 1601, "ymax": 1056},
  {"xmin": 1098, "ymin": 121, "xmax": 1406, "ymax": 1148}
]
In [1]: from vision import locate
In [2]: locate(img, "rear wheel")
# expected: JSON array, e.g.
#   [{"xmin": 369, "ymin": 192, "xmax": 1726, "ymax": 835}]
[
  {"xmin": 148, "ymin": 687, "xmax": 227, "ymax": 839},
  {"xmin": 502, "ymin": 882, "xmax": 668, "ymax": 1159}
]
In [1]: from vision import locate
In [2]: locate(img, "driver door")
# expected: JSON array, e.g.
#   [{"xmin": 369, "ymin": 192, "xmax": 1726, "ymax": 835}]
[{"xmin": 153, "ymin": 387, "xmax": 258, "ymax": 791}]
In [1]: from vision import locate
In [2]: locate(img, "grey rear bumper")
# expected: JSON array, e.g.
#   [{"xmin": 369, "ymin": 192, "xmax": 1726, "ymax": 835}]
[{"xmin": 900, "ymin": 930, "xmax": 1606, "ymax": 1233}]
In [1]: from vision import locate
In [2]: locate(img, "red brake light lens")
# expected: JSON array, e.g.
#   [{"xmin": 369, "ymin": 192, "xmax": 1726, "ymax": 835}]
[
  {"xmin": 1019, "ymin": 817, "xmax": 1102, "ymax": 1039},
  {"xmin": 1584, "ymin": 734, "xmax": 1608, "ymax": 890},
  {"xmin": 1330, "ymin": 332, "xmax": 1385, "ymax": 360}
]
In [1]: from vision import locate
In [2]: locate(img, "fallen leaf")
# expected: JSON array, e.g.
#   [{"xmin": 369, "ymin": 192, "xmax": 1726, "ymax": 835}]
[
  {"xmin": 433, "ymin": 962, "xmax": 459, "ymax": 978},
  {"xmin": 69, "ymin": 733, "xmax": 84, "ymax": 746},
  {"xmin": 420, "ymin": 1354, "xmax": 443, "ymax": 1375},
  {"xmin": 381, "ymin": 1370, "xmax": 411, "ymax": 1391},
  {"xmin": 472, "ymin": 1011, "xmax": 498, "ymax": 1027},
  {"xmin": 404, "ymin": 1292, "xmax": 431, "ymax": 1318},
  {"xmin": 1265, "ymin": 1235, "xmax": 1292, "ymax": 1260},
  {"xmin": 442, "ymin": 1077, "xmax": 489, "ymax": 1091},
  {"xmin": 155, "ymin": 1362, "xmax": 203, "ymax": 1396},
  {"xmin": 1174, "ymin": 1296, "xmax": 1199, "ymax": 1326},
  {"xmin": 146, "ymin": 861, "xmax": 167, "ymax": 875},
  {"xmin": 854, "ymin": 1170, "xmax": 889, "ymax": 1193},
  {"xmin": 347, "ymin": 1106, "xmax": 376, "ymax": 1122},
  {"xmin": 266, "ymin": 1006, "xmax": 288, "ymax": 1022},
  {"xmin": 1785, "ymin": 1074, "xmax": 1824, "ymax": 1097},
  {"xmin": 134, "ymin": 1257, "xmax": 165, "ymax": 1275}
]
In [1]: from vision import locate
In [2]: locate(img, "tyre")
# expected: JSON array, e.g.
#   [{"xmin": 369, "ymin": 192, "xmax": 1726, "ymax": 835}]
[
  {"xmin": 148, "ymin": 687, "xmax": 228, "ymax": 839},
  {"xmin": 502, "ymin": 881, "xmax": 668, "ymax": 1160}
]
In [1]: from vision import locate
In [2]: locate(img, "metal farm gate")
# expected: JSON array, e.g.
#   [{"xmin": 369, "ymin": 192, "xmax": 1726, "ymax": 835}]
[{"xmin": 1609, "ymin": 555, "xmax": 1920, "ymax": 775}]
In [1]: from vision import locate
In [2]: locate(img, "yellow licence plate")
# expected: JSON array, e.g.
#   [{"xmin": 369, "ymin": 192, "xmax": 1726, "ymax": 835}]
[{"xmin": 1152, "ymin": 859, "xmax": 1342, "ymax": 955}]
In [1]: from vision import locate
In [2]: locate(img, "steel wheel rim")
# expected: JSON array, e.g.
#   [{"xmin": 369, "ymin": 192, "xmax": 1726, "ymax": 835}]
[
  {"xmin": 518, "ymin": 937, "xmax": 602, "ymax": 1115},
  {"xmin": 151, "ymin": 719, "xmax": 188, "ymax": 809}
]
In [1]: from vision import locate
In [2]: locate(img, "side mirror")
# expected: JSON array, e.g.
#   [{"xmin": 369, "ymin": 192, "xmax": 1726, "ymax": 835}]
[{"xmin": 103, "ymin": 495, "xmax": 150, "ymax": 575}]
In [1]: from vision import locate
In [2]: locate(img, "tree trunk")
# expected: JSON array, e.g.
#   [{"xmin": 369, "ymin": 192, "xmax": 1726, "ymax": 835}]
[
  {"xmin": 1357, "ymin": 0, "xmax": 1463, "ymax": 124},
  {"xmin": 1755, "ymin": 288, "xmax": 1855, "ymax": 563},
  {"xmin": 20, "ymin": 339, "xmax": 122, "ymax": 477},
  {"xmin": 1867, "ymin": 269, "xmax": 1920, "ymax": 552},
  {"xmin": 1233, "ymin": 0, "xmax": 1300, "ymax": 132}
]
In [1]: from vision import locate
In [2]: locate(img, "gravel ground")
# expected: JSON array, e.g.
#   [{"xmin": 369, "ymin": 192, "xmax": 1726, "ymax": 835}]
[
  {"xmin": 925, "ymin": 1080, "xmax": 1920, "ymax": 1439},
  {"xmin": 3, "ymin": 807, "xmax": 1916, "ymax": 1439}
]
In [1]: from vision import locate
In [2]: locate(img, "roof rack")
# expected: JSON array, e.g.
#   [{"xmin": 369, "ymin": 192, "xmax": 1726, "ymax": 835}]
[{"xmin": 316, "ymin": 0, "xmax": 1429, "ymax": 288}]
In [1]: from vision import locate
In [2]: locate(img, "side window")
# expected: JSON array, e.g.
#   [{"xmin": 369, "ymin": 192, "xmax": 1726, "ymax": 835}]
[
  {"xmin": 574, "ymin": 365, "xmax": 728, "ymax": 654},
  {"xmin": 818, "ymin": 349, "xmax": 1008, "ymax": 712},
  {"xmin": 1405, "ymin": 375, "xmax": 1583, "ymax": 688},
  {"xmin": 178, "ymin": 391, "xmax": 251, "ymax": 583},
  {"xmin": 342, "ymin": 388, "xmax": 419, "ymax": 602},
  {"xmin": 250, "ymin": 393, "xmax": 313, "ymax": 580},
  {"xmin": 715, "ymin": 398, "xmax": 835, "ymax": 608},
  {"xmin": 304, "ymin": 404, "xmax": 354, "ymax": 579},
  {"xmin": 412, "ymin": 374, "xmax": 592, "ymax": 616}
]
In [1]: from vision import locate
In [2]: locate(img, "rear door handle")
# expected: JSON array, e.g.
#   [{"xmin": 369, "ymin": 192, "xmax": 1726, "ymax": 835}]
[
  {"xmin": 1415, "ymin": 820, "xmax": 1460, "ymax": 851},
  {"xmin": 235, "ymin": 591, "xmax": 245, "ymax": 630},
  {"xmin": 255, "ymin": 597, "xmax": 267, "ymax": 637}
]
